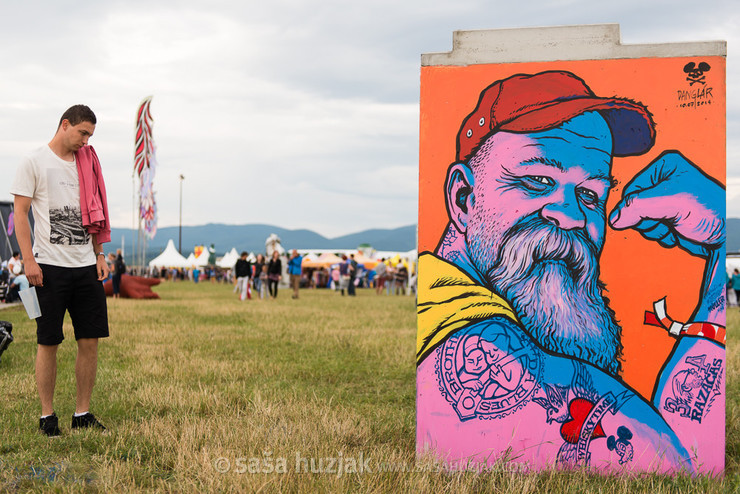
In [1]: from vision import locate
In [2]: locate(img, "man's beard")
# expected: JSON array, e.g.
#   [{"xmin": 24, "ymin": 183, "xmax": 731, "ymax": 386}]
[{"xmin": 468, "ymin": 215, "xmax": 623, "ymax": 376}]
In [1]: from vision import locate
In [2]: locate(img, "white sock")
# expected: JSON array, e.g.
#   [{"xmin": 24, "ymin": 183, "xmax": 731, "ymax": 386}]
[
  {"xmin": 40, "ymin": 414, "xmax": 53, "ymax": 419},
  {"xmin": 74, "ymin": 411, "xmax": 89, "ymax": 417}
]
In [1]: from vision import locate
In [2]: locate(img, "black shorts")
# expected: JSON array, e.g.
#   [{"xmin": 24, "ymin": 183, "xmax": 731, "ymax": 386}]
[{"xmin": 35, "ymin": 264, "xmax": 109, "ymax": 346}]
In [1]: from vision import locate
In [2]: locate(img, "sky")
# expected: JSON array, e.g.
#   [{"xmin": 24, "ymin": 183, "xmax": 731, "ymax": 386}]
[{"xmin": 0, "ymin": 0, "xmax": 737, "ymax": 238}]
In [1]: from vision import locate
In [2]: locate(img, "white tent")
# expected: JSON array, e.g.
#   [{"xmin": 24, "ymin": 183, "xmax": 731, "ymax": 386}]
[
  {"xmin": 193, "ymin": 248, "xmax": 210, "ymax": 267},
  {"xmin": 217, "ymin": 248, "xmax": 240, "ymax": 269},
  {"xmin": 185, "ymin": 253, "xmax": 197, "ymax": 266},
  {"xmin": 149, "ymin": 239, "xmax": 189, "ymax": 269}
]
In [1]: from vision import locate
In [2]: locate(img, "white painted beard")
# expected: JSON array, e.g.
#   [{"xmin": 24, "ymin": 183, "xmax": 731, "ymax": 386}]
[{"xmin": 469, "ymin": 215, "xmax": 623, "ymax": 376}]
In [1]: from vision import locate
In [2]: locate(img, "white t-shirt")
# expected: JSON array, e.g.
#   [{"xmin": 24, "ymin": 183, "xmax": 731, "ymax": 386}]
[
  {"xmin": 10, "ymin": 145, "xmax": 95, "ymax": 268},
  {"xmin": 7, "ymin": 257, "xmax": 21, "ymax": 277}
]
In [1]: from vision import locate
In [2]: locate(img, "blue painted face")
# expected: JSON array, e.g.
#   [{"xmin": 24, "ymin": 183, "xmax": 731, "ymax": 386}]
[{"xmin": 468, "ymin": 111, "xmax": 614, "ymax": 255}]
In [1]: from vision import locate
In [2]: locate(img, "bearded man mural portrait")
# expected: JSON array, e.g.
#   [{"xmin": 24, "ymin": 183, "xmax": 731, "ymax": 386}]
[{"xmin": 416, "ymin": 69, "xmax": 726, "ymax": 475}]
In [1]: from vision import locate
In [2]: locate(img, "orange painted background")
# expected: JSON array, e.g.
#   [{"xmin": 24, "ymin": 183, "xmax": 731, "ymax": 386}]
[{"xmin": 418, "ymin": 57, "xmax": 726, "ymax": 397}]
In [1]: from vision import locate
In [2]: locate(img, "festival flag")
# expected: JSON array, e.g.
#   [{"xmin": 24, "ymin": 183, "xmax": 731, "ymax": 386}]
[
  {"xmin": 134, "ymin": 96, "xmax": 158, "ymax": 239},
  {"xmin": 134, "ymin": 96, "xmax": 154, "ymax": 176}
]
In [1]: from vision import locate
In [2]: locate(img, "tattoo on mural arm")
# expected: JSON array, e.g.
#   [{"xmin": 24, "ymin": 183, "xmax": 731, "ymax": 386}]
[
  {"xmin": 531, "ymin": 361, "xmax": 634, "ymax": 467},
  {"xmin": 437, "ymin": 322, "xmax": 542, "ymax": 421},
  {"xmin": 606, "ymin": 426, "xmax": 634, "ymax": 465},
  {"xmin": 662, "ymin": 354, "xmax": 723, "ymax": 423},
  {"xmin": 438, "ymin": 322, "xmax": 639, "ymax": 468}
]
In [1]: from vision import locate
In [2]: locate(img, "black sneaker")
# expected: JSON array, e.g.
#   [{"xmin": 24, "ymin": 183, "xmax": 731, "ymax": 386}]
[
  {"xmin": 71, "ymin": 412, "xmax": 106, "ymax": 431},
  {"xmin": 39, "ymin": 413, "xmax": 61, "ymax": 437}
]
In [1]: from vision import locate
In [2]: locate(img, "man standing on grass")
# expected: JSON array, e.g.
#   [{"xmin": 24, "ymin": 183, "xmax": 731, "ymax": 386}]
[
  {"xmin": 338, "ymin": 254, "xmax": 349, "ymax": 295},
  {"xmin": 234, "ymin": 251, "xmax": 252, "ymax": 301},
  {"xmin": 288, "ymin": 249, "xmax": 302, "ymax": 299},
  {"xmin": 347, "ymin": 254, "xmax": 358, "ymax": 296},
  {"xmin": 374, "ymin": 258, "xmax": 387, "ymax": 295},
  {"xmin": 11, "ymin": 104, "xmax": 111, "ymax": 437}
]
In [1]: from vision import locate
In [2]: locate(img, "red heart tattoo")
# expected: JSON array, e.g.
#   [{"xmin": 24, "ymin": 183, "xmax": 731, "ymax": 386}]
[{"xmin": 560, "ymin": 398, "xmax": 606, "ymax": 444}]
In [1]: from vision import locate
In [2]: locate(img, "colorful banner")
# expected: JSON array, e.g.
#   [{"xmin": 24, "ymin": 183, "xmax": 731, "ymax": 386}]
[{"xmin": 134, "ymin": 96, "xmax": 158, "ymax": 239}]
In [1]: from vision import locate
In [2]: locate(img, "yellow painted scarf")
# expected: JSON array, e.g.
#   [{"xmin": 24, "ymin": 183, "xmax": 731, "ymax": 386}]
[{"xmin": 416, "ymin": 253, "xmax": 519, "ymax": 364}]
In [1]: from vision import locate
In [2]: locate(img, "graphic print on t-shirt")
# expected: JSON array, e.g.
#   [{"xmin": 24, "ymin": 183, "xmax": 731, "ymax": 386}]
[{"xmin": 47, "ymin": 168, "xmax": 89, "ymax": 245}]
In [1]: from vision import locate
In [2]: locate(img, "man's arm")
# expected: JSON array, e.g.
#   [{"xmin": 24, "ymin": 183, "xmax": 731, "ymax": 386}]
[
  {"xmin": 419, "ymin": 319, "xmax": 696, "ymax": 473},
  {"xmin": 609, "ymin": 151, "xmax": 725, "ymax": 325},
  {"xmin": 92, "ymin": 234, "xmax": 110, "ymax": 281},
  {"xmin": 608, "ymin": 152, "xmax": 727, "ymax": 442},
  {"xmin": 13, "ymin": 195, "xmax": 43, "ymax": 286}
]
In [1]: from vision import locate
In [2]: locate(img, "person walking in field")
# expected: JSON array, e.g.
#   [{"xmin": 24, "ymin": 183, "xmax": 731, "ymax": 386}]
[
  {"xmin": 338, "ymin": 255, "xmax": 349, "ymax": 295},
  {"xmin": 287, "ymin": 249, "xmax": 303, "ymax": 299},
  {"xmin": 252, "ymin": 254, "xmax": 265, "ymax": 297},
  {"xmin": 374, "ymin": 258, "xmax": 387, "ymax": 295},
  {"xmin": 347, "ymin": 254, "xmax": 358, "ymax": 296},
  {"xmin": 112, "ymin": 249, "xmax": 125, "ymax": 299},
  {"xmin": 331, "ymin": 264, "xmax": 340, "ymax": 292},
  {"xmin": 394, "ymin": 262, "xmax": 408, "ymax": 295},
  {"xmin": 385, "ymin": 262, "xmax": 395, "ymax": 295},
  {"xmin": 267, "ymin": 250, "xmax": 282, "ymax": 299},
  {"xmin": 259, "ymin": 264, "xmax": 268, "ymax": 299},
  {"xmin": 234, "ymin": 251, "xmax": 252, "ymax": 301},
  {"xmin": 11, "ymin": 104, "xmax": 110, "ymax": 436}
]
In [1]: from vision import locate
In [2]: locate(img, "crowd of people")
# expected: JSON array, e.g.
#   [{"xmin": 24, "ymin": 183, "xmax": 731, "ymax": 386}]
[
  {"xmin": 144, "ymin": 247, "xmax": 418, "ymax": 301},
  {"xmin": 229, "ymin": 250, "xmax": 417, "ymax": 301},
  {"xmin": 2, "ymin": 244, "xmax": 418, "ymax": 304},
  {"xmin": 0, "ymin": 242, "xmax": 419, "ymax": 304}
]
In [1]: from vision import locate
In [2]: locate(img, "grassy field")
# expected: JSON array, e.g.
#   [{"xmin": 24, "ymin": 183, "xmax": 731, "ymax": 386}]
[{"xmin": 0, "ymin": 281, "xmax": 736, "ymax": 492}]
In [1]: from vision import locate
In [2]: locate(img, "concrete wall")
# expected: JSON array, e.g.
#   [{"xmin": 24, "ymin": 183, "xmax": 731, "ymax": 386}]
[{"xmin": 422, "ymin": 24, "xmax": 725, "ymax": 65}]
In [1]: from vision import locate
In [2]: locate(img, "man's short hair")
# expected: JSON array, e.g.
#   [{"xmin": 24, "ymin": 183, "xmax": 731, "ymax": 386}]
[{"xmin": 58, "ymin": 105, "xmax": 97, "ymax": 128}]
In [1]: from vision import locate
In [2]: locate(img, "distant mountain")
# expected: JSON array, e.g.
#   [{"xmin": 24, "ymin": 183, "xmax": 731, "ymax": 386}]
[
  {"xmin": 329, "ymin": 225, "xmax": 417, "ymax": 252},
  {"xmin": 109, "ymin": 223, "xmax": 417, "ymax": 260},
  {"xmin": 111, "ymin": 218, "xmax": 739, "ymax": 262}
]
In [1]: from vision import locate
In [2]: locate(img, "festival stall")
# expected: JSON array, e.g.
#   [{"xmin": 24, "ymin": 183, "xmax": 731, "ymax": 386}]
[
  {"xmin": 302, "ymin": 252, "xmax": 343, "ymax": 268},
  {"xmin": 217, "ymin": 248, "xmax": 240, "ymax": 269},
  {"xmin": 353, "ymin": 253, "xmax": 378, "ymax": 269},
  {"xmin": 193, "ymin": 248, "xmax": 210, "ymax": 266},
  {"xmin": 148, "ymin": 239, "xmax": 188, "ymax": 269}
]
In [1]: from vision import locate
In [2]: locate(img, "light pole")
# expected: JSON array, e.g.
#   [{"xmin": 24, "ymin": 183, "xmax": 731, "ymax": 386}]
[{"xmin": 179, "ymin": 174, "xmax": 184, "ymax": 254}]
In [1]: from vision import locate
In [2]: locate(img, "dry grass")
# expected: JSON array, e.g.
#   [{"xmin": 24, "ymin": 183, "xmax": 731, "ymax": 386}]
[{"xmin": 0, "ymin": 282, "xmax": 736, "ymax": 492}]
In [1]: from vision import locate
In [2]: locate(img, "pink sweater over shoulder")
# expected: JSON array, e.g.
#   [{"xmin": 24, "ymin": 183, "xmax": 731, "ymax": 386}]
[{"xmin": 75, "ymin": 145, "xmax": 111, "ymax": 244}]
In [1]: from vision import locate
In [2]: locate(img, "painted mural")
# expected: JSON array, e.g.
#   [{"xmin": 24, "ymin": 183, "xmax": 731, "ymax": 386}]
[{"xmin": 417, "ymin": 59, "xmax": 725, "ymax": 475}]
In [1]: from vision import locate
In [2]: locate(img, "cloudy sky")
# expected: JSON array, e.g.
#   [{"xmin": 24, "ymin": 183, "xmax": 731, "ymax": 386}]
[{"xmin": 0, "ymin": 1, "xmax": 737, "ymax": 238}]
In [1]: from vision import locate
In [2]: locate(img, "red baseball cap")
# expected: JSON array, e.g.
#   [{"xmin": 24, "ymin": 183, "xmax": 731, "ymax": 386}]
[{"xmin": 456, "ymin": 71, "xmax": 655, "ymax": 162}]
